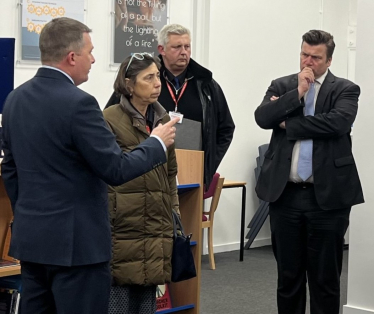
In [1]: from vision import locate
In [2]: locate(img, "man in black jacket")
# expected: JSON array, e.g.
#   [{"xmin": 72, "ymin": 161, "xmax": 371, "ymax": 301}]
[{"xmin": 107, "ymin": 24, "xmax": 235, "ymax": 189}]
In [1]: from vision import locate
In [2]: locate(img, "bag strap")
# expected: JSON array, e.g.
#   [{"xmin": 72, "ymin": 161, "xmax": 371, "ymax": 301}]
[{"xmin": 172, "ymin": 209, "xmax": 185, "ymax": 237}]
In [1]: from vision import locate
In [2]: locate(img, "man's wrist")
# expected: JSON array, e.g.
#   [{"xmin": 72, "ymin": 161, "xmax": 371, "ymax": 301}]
[
  {"xmin": 298, "ymin": 86, "xmax": 306, "ymax": 100},
  {"xmin": 150, "ymin": 135, "xmax": 167, "ymax": 152}
]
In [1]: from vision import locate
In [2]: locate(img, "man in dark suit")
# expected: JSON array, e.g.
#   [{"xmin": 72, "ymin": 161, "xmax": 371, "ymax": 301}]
[
  {"xmin": 1, "ymin": 17, "xmax": 178, "ymax": 314},
  {"xmin": 255, "ymin": 30, "xmax": 364, "ymax": 314}
]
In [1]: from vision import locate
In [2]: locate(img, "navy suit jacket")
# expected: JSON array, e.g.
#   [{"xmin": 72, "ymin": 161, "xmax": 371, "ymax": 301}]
[
  {"xmin": 255, "ymin": 70, "xmax": 364, "ymax": 210},
  {"xmin": 1, "ymin": 68, "xmax": 166, "ymax": 266}
]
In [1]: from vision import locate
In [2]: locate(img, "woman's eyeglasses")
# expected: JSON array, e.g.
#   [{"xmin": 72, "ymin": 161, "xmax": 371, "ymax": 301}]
[{"xmin": 125, "ymin": 52, "xmax": 154, "ymax": 76}]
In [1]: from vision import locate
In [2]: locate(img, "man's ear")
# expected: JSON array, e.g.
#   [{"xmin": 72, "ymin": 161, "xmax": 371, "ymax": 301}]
[
  {"xmin": 327, "ymin": 57, "xmax": 332, "ymax": 67},
  {"xmin": 66, "ymin": 51, "xmax": 76, "ymax": 66},
  {"xmin": 157, "ymin": 45, "xmax": 165, "ymax": 55}
]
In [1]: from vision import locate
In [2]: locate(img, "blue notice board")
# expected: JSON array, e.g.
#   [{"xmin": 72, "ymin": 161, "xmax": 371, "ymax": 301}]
[{"xmin": 0, "ymin": 38, "xmax": 15, "ymax": 113}]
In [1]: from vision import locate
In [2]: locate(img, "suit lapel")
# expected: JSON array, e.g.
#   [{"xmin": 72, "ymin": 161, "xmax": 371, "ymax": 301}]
[
  {"xmin": 291, "ymin": 74, "xmax": 299, "ymax": 91},
  {"xmin": 315, "ymin": 70, "xmax": 335, "ymax": 114}
]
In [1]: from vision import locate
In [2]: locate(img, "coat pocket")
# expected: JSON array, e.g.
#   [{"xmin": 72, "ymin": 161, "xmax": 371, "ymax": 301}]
[{"xmin": 334, "ymin": 155, "xmax": 354, "ymax": 167}]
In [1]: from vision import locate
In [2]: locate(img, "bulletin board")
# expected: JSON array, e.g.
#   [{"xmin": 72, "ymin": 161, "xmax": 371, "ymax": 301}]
[{"xmin": 19, "ymin": 0, "xmax": 85, "ymax": 62}]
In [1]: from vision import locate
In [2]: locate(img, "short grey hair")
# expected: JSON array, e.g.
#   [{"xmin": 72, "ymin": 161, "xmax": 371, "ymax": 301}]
[{"xmin": 157, "ymin": 24, "xmax": 191, "ymax": 46}]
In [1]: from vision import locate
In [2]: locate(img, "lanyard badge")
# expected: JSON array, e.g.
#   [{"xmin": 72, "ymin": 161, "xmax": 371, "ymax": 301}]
[
  {"xmin": 169, "ymin": 111, "xmax": 183, "ymax": 123},
  {"xmin": 166, "ymin": 80, "xmax": 188, "ymax": 124}
]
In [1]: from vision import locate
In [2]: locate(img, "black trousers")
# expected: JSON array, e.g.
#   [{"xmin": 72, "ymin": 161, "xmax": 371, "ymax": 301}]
[
  {"xmin": 20, "ymin": 261, "xmax": 111, "ymax": 314},
  {"xmin": 269, "ymin": 182, "xmax": 350, "ymax": 314}
]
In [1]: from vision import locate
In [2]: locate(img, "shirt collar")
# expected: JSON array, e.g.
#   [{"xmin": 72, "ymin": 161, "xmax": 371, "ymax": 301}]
[
  {"xmin": 164, "ymin": 67, "xmax": 187, "ymax": 85},
  {"xmin": 315, "ymin": 69, "xmax": 329, "ymax": 85},
  {"xmin": 41, "ymin": 65, "xmax": 75, "ymax": 85}
]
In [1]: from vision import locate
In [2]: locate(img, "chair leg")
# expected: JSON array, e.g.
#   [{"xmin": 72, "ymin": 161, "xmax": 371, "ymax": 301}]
[{"xmin": 207, "ymin": 226, "xmax": 216, "ymax": 270}]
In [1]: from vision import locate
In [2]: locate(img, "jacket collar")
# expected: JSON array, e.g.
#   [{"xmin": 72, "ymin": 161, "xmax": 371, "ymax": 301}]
[
  {"xmin": 119, "ymin": 95, "xmax": 167, "ymax": 130},
  {"xmin": 159, "ymin": 55, "xmax": 213, "ymax": 82},
  {"xmin": 35, "ymin": 67, "xmax": 75, "ymax": 85}
]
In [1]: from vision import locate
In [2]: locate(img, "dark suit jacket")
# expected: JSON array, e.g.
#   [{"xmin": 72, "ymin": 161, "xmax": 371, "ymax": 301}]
[
  {"xmin": 1, "ymin": 68, "xmax": 166, "ymax": 266},
  {"xmin": 255, "ymin": 70, "xmax": 364, "ymax": 210}
]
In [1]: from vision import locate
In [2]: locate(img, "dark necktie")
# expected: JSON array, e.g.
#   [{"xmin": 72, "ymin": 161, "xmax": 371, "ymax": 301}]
[
  {"xmin": 174, "ymin": 77, "xmax": 180, "ymax": 90},
  {"xmin": 297, "ymin": 82, "xmax": 315, "ymax": 181}
]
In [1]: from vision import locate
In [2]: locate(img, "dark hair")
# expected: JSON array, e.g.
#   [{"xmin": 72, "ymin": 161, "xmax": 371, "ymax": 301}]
[
  {"xmin": 39, "ymin": 17, "xmax": 91, "ymax": 64},
  {"xmin": 302, "ymin": 30, "xmax": 335, "ymax": 60},
  {"xmin": 114, "ymin": 54, "xmax": 161, "ymax": 97}
]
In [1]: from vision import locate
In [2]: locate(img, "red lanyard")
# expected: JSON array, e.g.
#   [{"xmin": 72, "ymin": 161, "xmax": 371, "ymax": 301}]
[{"xmin": 166, "ymin": 80, "xmax": 188, "ymax": 112}]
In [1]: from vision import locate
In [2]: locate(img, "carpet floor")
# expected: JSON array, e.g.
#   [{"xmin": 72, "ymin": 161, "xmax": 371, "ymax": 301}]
[{"xmin": 200, "ymin": 245, "xmax": 348, "ymax": 314}]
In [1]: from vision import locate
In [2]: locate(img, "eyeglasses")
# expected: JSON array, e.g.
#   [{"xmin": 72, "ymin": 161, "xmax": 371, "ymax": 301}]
[{"xmin": 125, "ymin": 52, "xmax": 154, "ymax": 76}]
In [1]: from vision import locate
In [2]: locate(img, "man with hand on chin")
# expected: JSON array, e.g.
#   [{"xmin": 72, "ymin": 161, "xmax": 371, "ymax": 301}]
[{"xmin": 255, "ymin": 30, "xmax": 363, "ymax": 314}]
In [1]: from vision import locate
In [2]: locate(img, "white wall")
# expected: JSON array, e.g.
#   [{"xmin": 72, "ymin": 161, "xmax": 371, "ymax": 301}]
[
  {"xmin": 343, "ymin": 1, "xmax": 374, "ymax": 313},
  {"xmin": 208, "ymin": 0, "xmax": 319, "ymax": 251},
  {"xmin": 1, "ymin": 0, "xmax": 353, "ymax": 253}
]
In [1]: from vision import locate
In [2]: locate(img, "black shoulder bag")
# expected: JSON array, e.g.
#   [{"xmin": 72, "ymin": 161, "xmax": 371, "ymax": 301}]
[{"xmin": 171, "ymin": 210, "xmax": 197, "ymax": 282}]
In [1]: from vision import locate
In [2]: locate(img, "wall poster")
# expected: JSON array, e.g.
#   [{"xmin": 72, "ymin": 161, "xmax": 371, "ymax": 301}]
[
  {"xmin": 113, "ymin": 0, "xmax": 168, "ymax": 64},
  {"xmin": 21, "ymin": 0, "xmax": 85, "ymax": 61}
]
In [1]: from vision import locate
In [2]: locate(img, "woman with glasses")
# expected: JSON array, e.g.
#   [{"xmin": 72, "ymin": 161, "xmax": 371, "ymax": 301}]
[{"xmin": 103, "ymin": 53, "xmax": 179, "ymax": 314}]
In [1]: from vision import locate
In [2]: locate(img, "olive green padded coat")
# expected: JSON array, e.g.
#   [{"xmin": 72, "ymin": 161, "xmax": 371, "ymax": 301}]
[{"xmin": 103, "ymin": 96, "xmax": 179, "ymax": 286}]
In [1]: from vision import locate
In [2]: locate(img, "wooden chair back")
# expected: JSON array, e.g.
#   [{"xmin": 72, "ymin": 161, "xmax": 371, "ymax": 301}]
[{"xmin": 202, "ymin": 177, "xmax": 225, "ymax": 270}]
